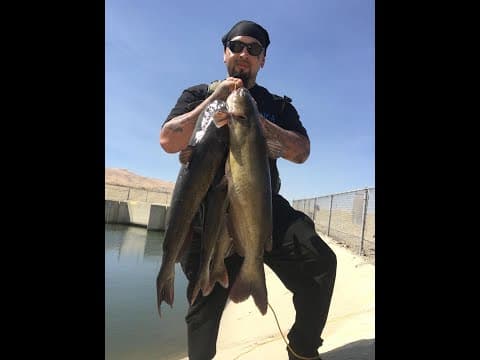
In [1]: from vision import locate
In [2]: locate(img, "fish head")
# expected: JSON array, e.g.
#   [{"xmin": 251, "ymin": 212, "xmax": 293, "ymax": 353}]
[{"xmin": 225, "ymin": 88, "xmax": 260, "ymax": 129}]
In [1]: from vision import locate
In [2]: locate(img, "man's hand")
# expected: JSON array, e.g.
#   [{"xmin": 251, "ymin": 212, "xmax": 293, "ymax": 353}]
[
  {"xmin": 210, "ymin": 77, "xmax": 244, "ymax": 101},
  {"xmin": 160, "ymin": 77, "xmax": 244, "ymax": 153}
]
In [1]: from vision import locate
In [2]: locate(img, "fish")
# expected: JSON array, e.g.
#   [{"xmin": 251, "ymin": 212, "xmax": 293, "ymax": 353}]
[
  {"xmin": 189, "ymin": 169, "xmax": 229, "ymax": 305},
  {"xmin": 209, "ymin": 217, "xmax": 234, "ymax": 291},
  {"xmin": 156, "ymin": 100, "xmax": 229, "ymax": 316},
  {"xmin": 221, "ymin": 87, "xmax": 273, "ymax": 315}
]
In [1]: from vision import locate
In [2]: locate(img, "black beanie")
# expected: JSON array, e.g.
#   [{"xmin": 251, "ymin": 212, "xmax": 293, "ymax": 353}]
[{"xmin": 221, "ymin": 20, "xmax": 270, "ymax": 53}]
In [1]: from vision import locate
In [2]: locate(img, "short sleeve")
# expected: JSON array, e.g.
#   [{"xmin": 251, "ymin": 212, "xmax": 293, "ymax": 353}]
[
  {"xmin": 163, "ymin": 84, "xmax": 209, "ymax": 125},
  {"xmin": 277, "ymin": 101, "xmax": 309, "ymax": 139}
]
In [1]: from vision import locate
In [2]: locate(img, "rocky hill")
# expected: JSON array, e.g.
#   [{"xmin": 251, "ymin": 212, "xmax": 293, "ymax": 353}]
[{"xmin": 105, "ymin": 168, "xmax": 175, "ymax": 192}]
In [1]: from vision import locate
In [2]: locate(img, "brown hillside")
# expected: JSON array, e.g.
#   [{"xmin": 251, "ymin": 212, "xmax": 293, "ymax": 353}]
[{"xmin": 105, "ymin": 168, "xmax": 175, "ymax": 192}]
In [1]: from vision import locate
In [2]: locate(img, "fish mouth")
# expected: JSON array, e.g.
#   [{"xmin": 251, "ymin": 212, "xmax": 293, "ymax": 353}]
[
  {"xmin": 231, "ymin": 87, "xmax": 249, "ymax": 97},
  {"xmin": 226, "ymin": 88, "xmax": 255, "ymax": 121},
  {"xmin": 230, "ymin": 112, "xmax": 248, "ymax": 121}
]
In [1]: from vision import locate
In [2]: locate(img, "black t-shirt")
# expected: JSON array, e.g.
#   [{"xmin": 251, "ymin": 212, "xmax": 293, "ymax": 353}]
[{"xmin": 163, "ymin": 82, "xmax": 309, "ymax": 194}]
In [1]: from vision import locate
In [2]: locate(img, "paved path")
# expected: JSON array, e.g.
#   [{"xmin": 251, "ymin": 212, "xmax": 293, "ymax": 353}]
[{"xmin": 179, "ymin": 233, "xmax": 375, "ymax": 359}]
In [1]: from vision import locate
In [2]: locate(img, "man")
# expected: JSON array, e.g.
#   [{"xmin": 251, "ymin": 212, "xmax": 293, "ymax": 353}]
[{"xmin": 160, "ymin": 20, "xmax": 337, "ymax": 360}]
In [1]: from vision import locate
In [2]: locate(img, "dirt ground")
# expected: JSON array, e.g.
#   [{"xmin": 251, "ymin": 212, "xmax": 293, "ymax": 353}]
[{"xmin": 105, "ymin": 168, "xmax": 175, "ymax": 192}]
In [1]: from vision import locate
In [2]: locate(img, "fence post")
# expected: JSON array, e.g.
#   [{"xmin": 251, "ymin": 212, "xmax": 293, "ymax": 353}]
[
  {"xmin": 327, "ymin": 195, "xmax": 333, "ymax": 236},
  {"xmin": 359, "ymin": 188, "xmax": 369, "ymax": 255},
  {"xmin": 312, "ymin": 197, "xmax": 318, "ymax": 223}
]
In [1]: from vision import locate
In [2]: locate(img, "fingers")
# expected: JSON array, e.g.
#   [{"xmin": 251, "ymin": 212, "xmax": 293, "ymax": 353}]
[
  {"xmin": 211, "ymin": 78, "xmax": 244, "ymax": 101},
  {"xmin": 225, "ymin": 77, "xmax": 244, "ymax": 90}
]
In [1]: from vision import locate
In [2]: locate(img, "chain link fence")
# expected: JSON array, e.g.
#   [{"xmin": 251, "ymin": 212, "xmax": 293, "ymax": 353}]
[
  {"xmin": 292, "ymin": 187, "xmax": 375, "ymax": 263},
  {"xmin": 105, "ymin": 184, "xmax": 375, "ymax": 261}
]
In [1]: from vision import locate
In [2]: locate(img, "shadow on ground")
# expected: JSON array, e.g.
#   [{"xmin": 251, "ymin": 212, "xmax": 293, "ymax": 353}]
[{"xmin": 321, "ymin": 339, "xmax": 374, "ymax": 360}]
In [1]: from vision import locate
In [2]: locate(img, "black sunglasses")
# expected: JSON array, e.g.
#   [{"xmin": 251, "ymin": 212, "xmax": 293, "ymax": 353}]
[{"xmin": 227, "ymin": 40, "xmax": 264, "ymax": 56}]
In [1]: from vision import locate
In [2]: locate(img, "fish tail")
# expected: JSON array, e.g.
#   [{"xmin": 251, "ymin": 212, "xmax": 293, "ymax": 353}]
[
  {"xmin": 199, "ymin": 269, "xmax": 214, "ymax": 297},
  {"xmin": 189, "ymin": 281, "xmax": 201, "ymax": 306},
  {"xmin": 210, "ymin": 263, "xmax": 229, "ymax": 289},
  {"xmin": 189, "ymin": 266, "xmax": 211, "ymax": 305},
  {"xmin": 229, "ymin": 262, "xmax": 268, "ymax": 315},
  {"xmin": 251, "ymin": 264, "xmax": 268, "ymax": 315}
]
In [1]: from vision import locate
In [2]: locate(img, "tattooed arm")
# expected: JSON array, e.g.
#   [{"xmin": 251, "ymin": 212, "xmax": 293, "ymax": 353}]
[
  {"xmin": 260, "ymin": 116, "xmax": 310, "ymax": 163},
  {"xmin": 160, "ymin": 102, "xmax": 208, "ymax": 153},
  {"xmin": 160, "ymin": 78, "xmax": 243, "ymax": 153}
]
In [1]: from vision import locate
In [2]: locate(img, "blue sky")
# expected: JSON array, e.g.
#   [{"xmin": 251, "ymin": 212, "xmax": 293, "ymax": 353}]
[{"xmin": 105, "ymin": 0, "xmax": 375, "ymax": 203}]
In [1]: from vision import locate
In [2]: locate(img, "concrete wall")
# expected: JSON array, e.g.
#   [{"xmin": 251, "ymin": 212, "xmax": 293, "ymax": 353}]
[
  {"xmin": 148, "ymin": 204, "xmax": 168, "ymax": 230},
  {"xmin": 105, "ymin": 184, "xmax": 172, "ymax": 205},
  {"xmin": 105, "ymin": 185, "xmax": 130, "ymax": 201},
  {"xmin": 105, "ymin": 200, "xmax": 169, "ymax": 231}
]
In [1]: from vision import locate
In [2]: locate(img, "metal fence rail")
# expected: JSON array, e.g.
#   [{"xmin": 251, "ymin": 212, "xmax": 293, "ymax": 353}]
[
  {"xmin": 292, "ymin": 187, "xmax": 375, "ymax": 261},
  {"xmin": 105, "ymin": 183, "xmax": 375, "ymax": 260}
]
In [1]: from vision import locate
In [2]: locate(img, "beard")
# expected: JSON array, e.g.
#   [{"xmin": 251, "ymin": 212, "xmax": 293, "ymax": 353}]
[{"xmin": 228, "ymin": 66, "xmax": 250, "ymax": 87}]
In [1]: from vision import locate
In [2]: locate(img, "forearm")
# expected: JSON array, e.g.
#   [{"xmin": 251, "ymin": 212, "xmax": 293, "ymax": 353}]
[
  {"xmin": 160, "ymin": 97, "xmax": 214, "ymax": 153},
  {"xmin": 261, "ymin": 117, "xmax": 310, "ymax": 163},
  {"xmin": 160, "ymin": 78, "xmax": 244, "ymax": 153}
]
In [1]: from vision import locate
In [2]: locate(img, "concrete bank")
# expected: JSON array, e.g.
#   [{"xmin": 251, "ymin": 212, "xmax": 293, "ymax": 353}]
[
  {"xmin": 176, "ymin": 233, "xmax": 375, "ymax": 360},
  {"xmin": 105, "ymin": 200, "xmax": 169, "ymax": 231}
]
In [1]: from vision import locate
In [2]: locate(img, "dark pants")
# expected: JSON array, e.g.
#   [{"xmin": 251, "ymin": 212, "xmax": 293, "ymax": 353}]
[{"xmin": 180, "ymin": 194, "xmax": 337, "ymax": 360}]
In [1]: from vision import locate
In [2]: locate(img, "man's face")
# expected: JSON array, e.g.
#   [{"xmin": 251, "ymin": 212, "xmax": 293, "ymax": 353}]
[{"xmin": 224, "ymin": 35, "xmax": 266, "ymax": 85}]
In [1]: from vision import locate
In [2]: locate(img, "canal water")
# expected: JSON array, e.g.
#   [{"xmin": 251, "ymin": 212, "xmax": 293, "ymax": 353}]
[{"xmin": 105, "ymin": 224, "xmax": 189, "ymax": 360}]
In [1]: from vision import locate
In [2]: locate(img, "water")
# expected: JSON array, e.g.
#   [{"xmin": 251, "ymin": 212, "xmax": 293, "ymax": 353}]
[{"xmin": 105, "ymin": 224, "xmax": 189, "ymax": 360}]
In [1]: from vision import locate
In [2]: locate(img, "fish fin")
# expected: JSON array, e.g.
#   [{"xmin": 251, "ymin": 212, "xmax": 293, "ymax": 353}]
[
  {"xmin": 190, "ymin": 249, "xmax": 216, "ymax": 303},
  {"xmin": 156, "ymin": 272, "xmax": 175, "ymax": 318},
  {"xmin": 189, "ymin": 281, "xmax": 201, "ymax": 306},
  {"xmin": 224, "ymin": 157, "xmax": 233, "ymax": 182},
  {"xmin": 229, "ymin": 262, "xmax": 268, "ymax": 315},
  {"xmin": 199, "ymin": 267, "xmax": 213, "ymax": 297},
  {"xmin": 213, "ymin": 174, "xmax": 229, "ymax": 192},
  {"xmin": 210, "ymin": 263, "xmax": 229, "ymax": 289},
  {"xmin": 212, "ymin": 111, "xmax": 229, "ymax": 128},
  {"xmin": 202, "ymin": 281, "xmax": 215, "ymax": 297},
  {"xmin": 252, "ymin": 279, "xmax": 268, "ymax": 315},
  {"xmin": 226, "ymin": 211, "xmax": 245, "ymax": 257},
  {"xmin": 179, "ymin": 145, "xmax": 194, "ymax": 165},
  {"xmin": 230, "ymin": 234, "xmax": 245, "ymax": 257}
]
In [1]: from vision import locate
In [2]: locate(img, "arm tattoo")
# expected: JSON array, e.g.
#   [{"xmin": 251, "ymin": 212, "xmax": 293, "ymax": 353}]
[
  {"xmin": 262, "ymin": 117, "xmax": 309, "ymax": 163},
  {"xmin": 165, "ymin": 122, "xmax": 183, "ymax": 133}
]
